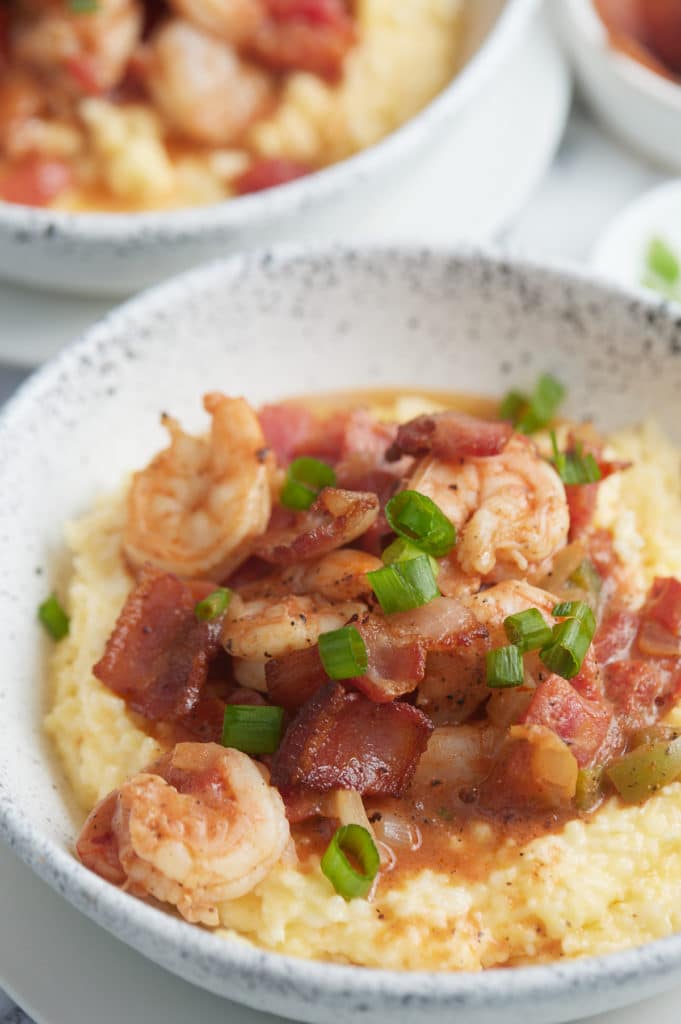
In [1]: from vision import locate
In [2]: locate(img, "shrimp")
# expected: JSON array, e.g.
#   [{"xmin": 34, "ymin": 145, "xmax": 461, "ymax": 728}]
[
  {"xmin": 145, "ymin": 19, "xmax": 272, "ymax": 147},
  {"xmin": 223, "ymin": 591, "xmax": 366, "ymax": 689},
  {"xmin": 12, "ymin": 0, "xmax": 142, "ymax": 94},
  {"xmin": 238, "ymin": 549, "xmax": 382, "ymax": 602},
  {"xmin": 77, "ymin": 743, "xmax": 290, "ymax": 926},
  {"xmin": 167, "ymin": 0, "xmax": 266, "ymax": 45},
  {"xmin": 124, "ymin": 393, "xmax": 274, "ymax": 580},
  {"xmin": 408, "ymin": 436, "xmax": 569, "ymax": 581}
]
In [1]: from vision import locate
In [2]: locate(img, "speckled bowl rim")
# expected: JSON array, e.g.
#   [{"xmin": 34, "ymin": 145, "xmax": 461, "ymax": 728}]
[
  {"xmin": 1, "ymin": 244, "xmax": 681, "ymax": 1011},
  {"xmin": 0, "ymin": 0, "xmax": 538, "ymax": 243}
]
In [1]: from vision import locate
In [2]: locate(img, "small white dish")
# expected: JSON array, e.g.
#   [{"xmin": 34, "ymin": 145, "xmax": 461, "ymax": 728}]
[
  {"xmin": 0, "ymin": 0, "xmax": 538, "ymax": 297},
  {"xmin": 552, "ymin": 0, "xmax": 681, "ymax": 171},
  {"xmin": 591, "ymin": 179, "xmax": 681, "ymax": 300},
  {"xmin": 1, "ymin": 246, "xmax": 681, "ymax": 1024}
]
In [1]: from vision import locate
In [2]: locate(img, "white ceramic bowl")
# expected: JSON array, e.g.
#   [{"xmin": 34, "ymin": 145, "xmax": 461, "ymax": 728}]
[
  {"xmin": 0, "ymin": 0, "xmax": 537, "ymax": 297},
  {"xmin": 553, "ymin": 0, "xmax": 681, "ymax": 171},
  {"xmin": 1, "ymin": 246, "xmax": 681, "ymax": 1024}
]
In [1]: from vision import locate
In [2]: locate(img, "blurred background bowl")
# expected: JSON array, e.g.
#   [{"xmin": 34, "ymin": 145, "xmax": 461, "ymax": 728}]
[
  {"xmin": 553, "ymin": 0, "xmax": 681, "ymax": 171},
  {"xmin": 0, "ymin": 0, "xmax": 538, "ymax": 297}
]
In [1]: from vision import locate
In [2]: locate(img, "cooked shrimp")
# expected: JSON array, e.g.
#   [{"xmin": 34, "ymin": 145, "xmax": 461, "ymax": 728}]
[
  {"xmin": 224, "ymin": 592, "xmax": 366, "ymax": 689},
  {"xmin": 463, "ymin": 579, "xmax": 557, "ymax": 631},
  {"xmin": 234, "ymin": 549, "xmax": 382, "ymax": 602},
  {"xmin": 78, "ymin": 743, "xmax": 290, "ymax": 926},
  {"xmin": 145, "ymin": 19, "xmax": 272, "ymax": 146},
  {"xmin": 12, "ymin": 0, "xmax": 142, "ymax": 94},
  {"xmin": 408, "ymin": 436, "xmax": 569, "ymax": 581},
  {"xmin": 167, "ymin": 0, "xmax": 265, "ymax": 45},
  {"xmin": 124, "ymin": 393, "xmax": 274, "ymax": 580}
]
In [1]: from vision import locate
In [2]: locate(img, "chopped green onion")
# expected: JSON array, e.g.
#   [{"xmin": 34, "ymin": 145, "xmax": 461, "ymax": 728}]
[
  {"xmin": 385, "ymin": 490, "xmax": 456, "ymax": 558},
  {"xmin": 501, "ymin": 374, "xmax": 565, "ymax": 434},
  {"xmin": 69, "ymin": 0, "xmax": 98, "ymax": 11},
  {"xmin": 646, "ymin": 238, "xmax": 680, "ymax": 286},
  {"xmin": 38, "ymin": 593, "xmax": 70, "ymax": 640},
  {"xmin": 499, "ymin": 390, "xmax": 526, "ymax": 422},
  {"xmin": 195, "ymin": 587, "xmax": 232, "ymax": 622},
  {"xmin": 552, "ymin": 600, "xmax": 596, "ymax": 635},
  {"xmin": 280, "ymin": 456, "xmax": 336, "ymax": 510},
  {"xmin": 575, "ymin": 765, "xmax": 604, "ymax": 812},
  {"xmin": 368, "ymin": 554, "xmax": 440, "ymax": 614},
  {"xmin": 222, "ymin": 704, "xmax": 284, "ymax": 755},
  {"xmin": 318, "ymin": 626, "xmax": 367, "ymax": 679},
  {"xmin": 606, "ymin": 738, "xmax": 681, "ymax": 803},
  {"xmin": 382, "ymin": 537, "xmax": 439, "ymax": 576},
  {"xmin": 486, "ymin": 645, "xmax": 524, "ymax": 688},
  {"xmin": 321, "ymin": 824, "xmax": 380, "ymax": 900},
  {"xmin": 503, "ymin": 608, "xmax": 552, "ymax": 654},
  {"xmin": 569, "ymin": 559, "xmax": 602, "ymax": 596},
  {"xmin": 550, "ymin": 432, "xmax": 601, "ymax": 486}
]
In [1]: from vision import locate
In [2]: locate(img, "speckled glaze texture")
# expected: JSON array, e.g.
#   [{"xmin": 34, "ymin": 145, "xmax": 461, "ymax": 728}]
[
  {"xmin": 1, "ymin": 248, "xmax": 681, "ymax": 1024},
  {"xmin": 0, "ymin": 0, "xmax": 538, "ymax": 297}
]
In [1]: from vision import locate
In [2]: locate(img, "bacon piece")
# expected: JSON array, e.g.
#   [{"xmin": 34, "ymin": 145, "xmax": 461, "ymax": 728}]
[
  {"xmin": 352, "ymin": 616, "xmax": 426, "ymax": 703},
  {"xmin": 258, "ymin": 403, "xmax": 317, "ymax": 465},
  {"xmin": 594, "ymin": 607, "xmax": 640, "ymax": 665},
  {"xmin": 236, "ymin": 158, "xmax": 311, "ymax": 196},
  {"xmin": 255, "ymin": 487, "xmax": 379, "ymax": 566},
  {"xmin": 387, "ymin": 411, "xmax": 512, "ymax": 462},
  {"xmin": 642, "ymin": 577, "xmax": 681, "ymax": 636},
  {"xmin": 565, "ymin": 448, "xmax": 630, "ymax": 540},
  {"xmin": 271, "ymin": 682, "xmax": 433, "ymax": 796},
  {"xmin": 604, "ymin": 659, "xmax": 678, "ymax": 730},
  {"xmin": 176, "ymin": 694, "xmax": 227, "ymax": 743},
  {"xmin": 266, "ymin": 645, "xmax": 328, "ymax": 711},
  {"xmin": 93, "ymin": 566, "xmax": 223, "ymax": 721},
  {"xmin": 522, "ymin": 675, "xmax": 614, "ymax": 767},
  {"xmin": 251, "ymin": 0, "xmax": 355, "ymax": 80},
  {"xmin": 0, "ymin": 155, "xmax": 72, "ymax": 207}
]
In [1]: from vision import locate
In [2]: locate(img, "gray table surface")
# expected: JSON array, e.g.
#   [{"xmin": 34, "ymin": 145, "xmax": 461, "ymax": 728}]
[{"xmin": 0, "ymin": 103, "xmax": 669, "ymax": 1023}]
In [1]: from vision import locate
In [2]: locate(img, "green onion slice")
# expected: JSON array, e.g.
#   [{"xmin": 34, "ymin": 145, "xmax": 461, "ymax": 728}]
[
  {"xmin": 38, "ymin": 593, "xmax": 70, "ymax": 641},
  {"xmin": 552, "ymin": 600, "xmax": 596, "ymax": 635},
  {"xmin": 550, "ymin": 432, "xmax": 601, "ymax": 486},
  {"xmin": 368, "ymin": 555, "xmax": 440, "ymax": 614},
  {"xmin": 222, "ymin": 704, "xmax": 284, "ymax": 755},
  {"xmin": 501, "ymin": 374, "xmax": 565, "ymax": 434},
  {"xmin": 503, "ymin": 608, "xmax": 552, "ymax": 654},
  {"xmin": 280, "ymin": 456, "xmax": 336, "ymax": 511},
  {"xmin": 486, "ymin": 645, "xmax": 524, "ymax": 688},
  {"xmin": 195, "ymin": 587, "xmax": 232, "ymax": 622},
  {"xmin": 318, "ymin": 626, "xmax": 368, "ymax": 679},
  {"xmin": 575, "ymin": 765, "xmax": 604, "ymax": 812},
  {"xmin": 385, "ymin": 490, "xmax": 456, "ymax": 558},
  {"xmin": 321, "ymin": 824, "xmax": 380, "ymax": 901},
  {"xmin": 646, "ymin": 237, "xmax": 680, "ymax": 286},
  {"xmin": 69, "ymin": 0, "xmax": 98, "ymax": 11},
  {"xmin": 382, "ymin": 537, "xmax": 439, "ymax": 576},
  {"xmin": 540, "ymin": 615, "xmax": 594, "ymax": 681}
]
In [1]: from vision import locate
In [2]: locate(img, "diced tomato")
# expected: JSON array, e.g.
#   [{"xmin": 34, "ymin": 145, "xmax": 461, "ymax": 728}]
[
  {"xmin": 642, "ymin": 577, "xmax": 681, "ymax": 636},
  {"xmin": 0, "ymin": 156, "xmax": 73, "ymax": 207},
  {"xmin": 236, "ymin": 158, "xmax": 311, "ymax": 196}
]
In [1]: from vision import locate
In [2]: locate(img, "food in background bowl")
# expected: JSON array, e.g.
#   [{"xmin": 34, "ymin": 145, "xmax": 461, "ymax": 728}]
[
  {"xmin": 44, "ymin": 376, "xmax": 681, "ymax": 969},
  {"xmin": 594, "ymin": 0, "xmax": 681, "ymax": 82},
  {"xmin": 0, "ymin": 0, "xmax": 465, "ymax": 211}
]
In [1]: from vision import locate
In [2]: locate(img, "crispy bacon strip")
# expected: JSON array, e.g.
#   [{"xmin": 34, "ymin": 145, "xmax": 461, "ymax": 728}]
[
  {"xmin": 522, "ymin": 675, "xmax": 615, "ymax": 767},
  {"xmin": 250, "ymin": 0, "xmax": 355, "ymax": 80},
  {"xmin": 255, "ymin": 487, "xmax": 379, "ymax": 566},
  {"xmin": 352, "ymin": 616, "xmax": 426, "ymax": 702},
  {"xmin": 604, "ymin": 659, "xmax": 680, "ymax": 730},
  {"xmin": 642, "ymin": 576, "xmax": 681, "ymax": 636},
  {"xmin": 93, "ymin": 565, "xmax": 223, "ymax": 720},
  {"xmin": 266, "ymin": 645, "xmax": 328, "ymax": 711},
  {"xmin": 387, "ymin": 411, "xmax": 512, "ymax": 462},
  {"xmin": 271, "ymin": 682, "xmax": 433, "ymax": 796}
]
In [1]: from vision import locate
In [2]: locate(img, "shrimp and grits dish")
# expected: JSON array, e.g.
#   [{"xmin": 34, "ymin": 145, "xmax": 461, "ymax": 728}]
[
  {"xmin": 42, "ymin": 377, "xmax": 681, "ymax": 971},
  {"xmin": 0, "ymin": 0, "xmax": 465, "ymax": 211}
]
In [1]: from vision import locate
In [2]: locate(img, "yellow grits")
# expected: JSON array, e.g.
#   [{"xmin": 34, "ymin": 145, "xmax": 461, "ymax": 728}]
[{"xmin": 45, "ymin": 417, "xmax": 681, "ymax": 970}]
